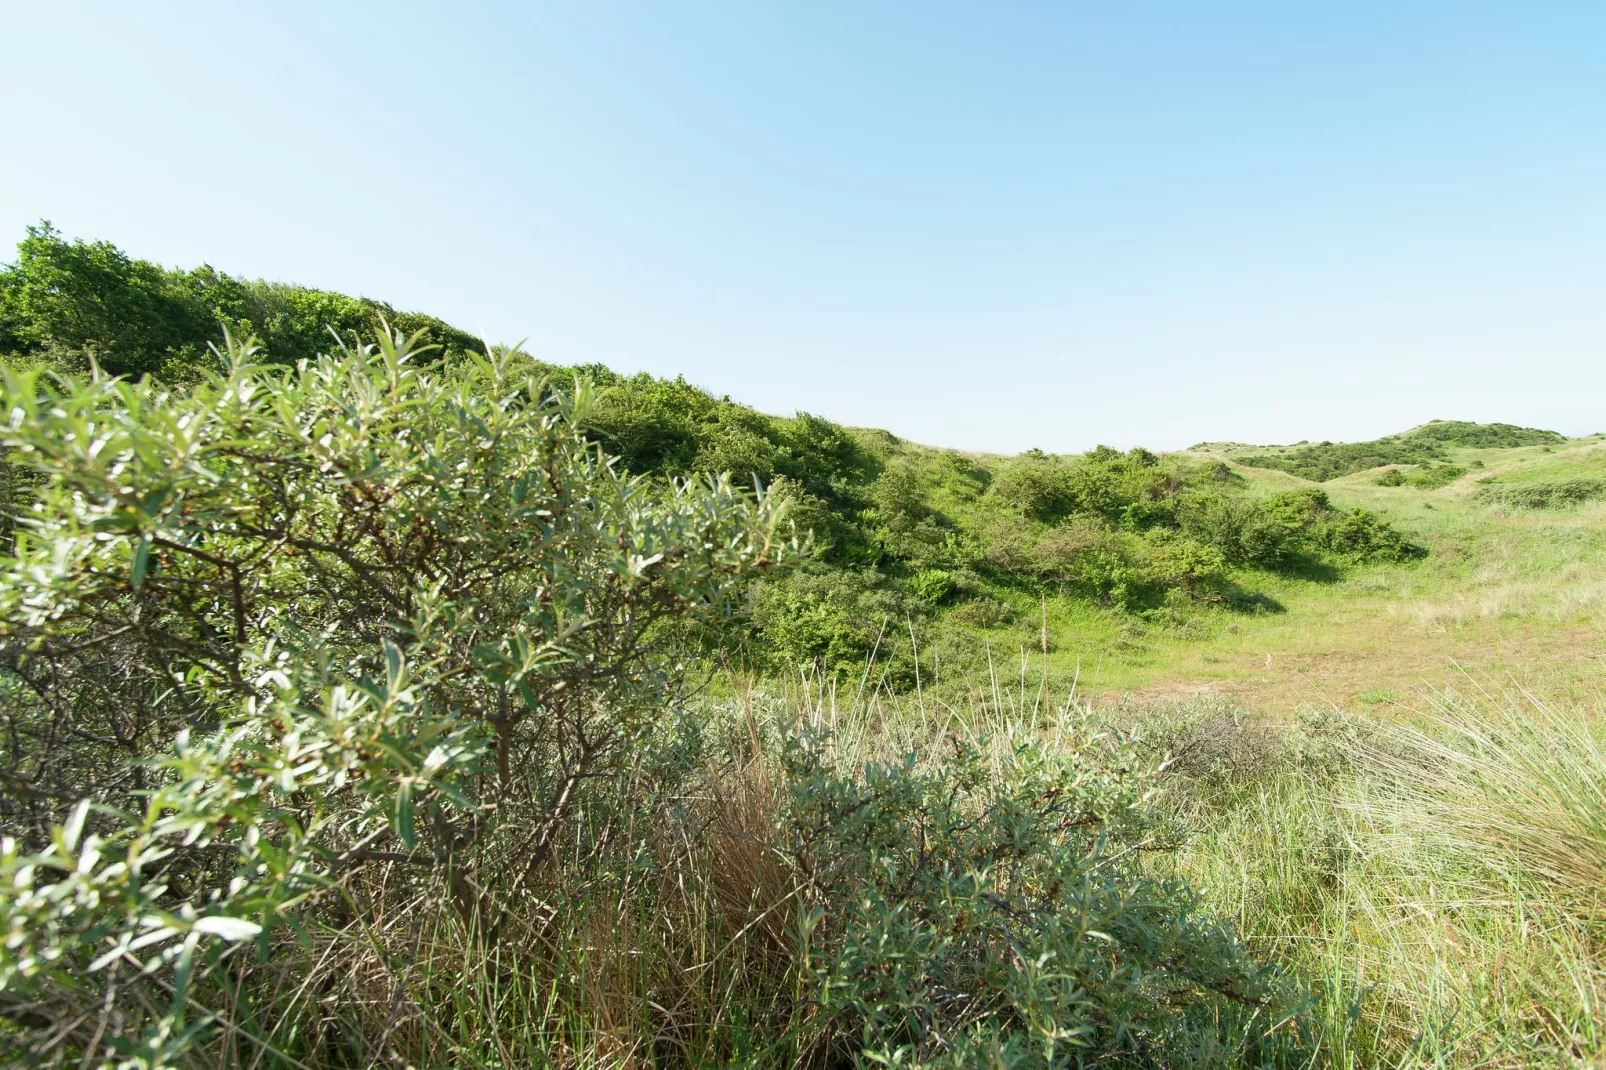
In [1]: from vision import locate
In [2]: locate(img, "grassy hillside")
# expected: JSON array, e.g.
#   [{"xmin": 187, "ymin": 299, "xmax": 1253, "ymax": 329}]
[
  {"xmin": 1211, "ymin": 420, "xmax": 1565, "ymax": 482},
  {"xmin": 3, "ymin": 226, "xmax": 1427, "ymax": 687},
  {"xmin": 7, "ymin": 224, "xmax": 1600, "ymax": 711},
  {"xmin": 7, "ymin": 227, "xmax": 1606, "ymax": 1068}
]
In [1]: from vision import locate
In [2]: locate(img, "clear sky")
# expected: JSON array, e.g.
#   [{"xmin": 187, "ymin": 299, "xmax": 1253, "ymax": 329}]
[{"xmin": 4, "ymin": 2, "xmax": 1602, "ymax": 452}]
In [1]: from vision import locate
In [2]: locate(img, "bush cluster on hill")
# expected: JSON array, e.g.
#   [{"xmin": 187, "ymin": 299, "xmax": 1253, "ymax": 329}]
[
  {"xmin": 1238, "ymin": 420, "xmax": 1562, "ymax": 482},
  {"xmin": 0, "ymin": 223, "xmax": 480, "ymax": 379},
  {"xmin": 2, "ymin": 225, "xmax": 1425, "ymax": 685},
  {"xmin": 1475, "ymin": 477, "xmax": 1606, "ymax": 509},
  {"xmin": 1373, "ymin": 462, "xmax": 1470, "ymax": 489},
  {"xmin": 1411, "ymin": 420, "xmax": 1565, "ymax": 449},
  {"xmin": 739, "ymin": 446, "xmax": 1421, "ymax": 677}
]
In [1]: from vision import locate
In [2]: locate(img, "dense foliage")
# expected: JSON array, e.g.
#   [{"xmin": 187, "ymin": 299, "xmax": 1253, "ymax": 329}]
[
  {"xmin": 741, "ymin": 450, "xmax": 1421, "ymax": 678},
  {"xmin": 1, "ymin": 226, "xmax": 1433, "ymax": 688},
  {"xmin": 1, "ymin": 225, "xmax": 1438, "ymax": 687},
  {"xmin": 785, "ymin": 728, "xmax": 1302, "ymax": 1066},
  {"xmin": 1236, "ymin": 420, "xmax": 1561, "ymax": 482},
  {"xmin": 498, "ymin": 356, "xmax": 1425, "ymax": 674},
  {"xmin": 0, "ymin": 223, "xmax": 480, "ymax": 379},
  {"xmin": 0, "ymin": 331, "xmax": 793, "ymax": 1065},
  {"xmin": 1409, "ymin": 420, "xmax": 1565, "ymax": 449}
]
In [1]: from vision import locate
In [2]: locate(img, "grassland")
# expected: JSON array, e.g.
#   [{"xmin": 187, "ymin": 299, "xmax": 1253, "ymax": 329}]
[
  {"xmin": 8, "ymin": 226, "xmax": 1606, "ymax": 1066},
  {"xmin": 882, "ymin": 431, "xmax": 1606, "ymax": 710},
  {"xmin": 733, "ymin": 430, "xmax": 1606, "ymax": 1066}
]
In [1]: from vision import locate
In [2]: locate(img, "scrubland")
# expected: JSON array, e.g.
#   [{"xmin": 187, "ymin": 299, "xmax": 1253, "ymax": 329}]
[{"xmin": 3, "ymin": 227, "xmax": 1605, "ymax": 1067}]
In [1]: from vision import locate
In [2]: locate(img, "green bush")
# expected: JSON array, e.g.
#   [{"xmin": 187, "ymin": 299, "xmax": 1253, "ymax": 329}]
[
  {"xmin": 1374, "ymin": 468, "xmax": 1407, "ymax": 487},
  {"xmin": 988, "ymin": 455, "xmax": 1076, "ymax": 522},
  {"xmin": 1065, "ymin": 450, "xmax": 1177, "ymax": 526},
  {"xmin": 1475, "ymin": 478, "xmax": 1606, "ymax": 509},
  {"xmin": 1141, "ymin": 531, "xmax": 1231, "ymax": 601},
  {"xmin": 751, "ymin": 586, "xmax": 874, "ymax": 674},
  {"xmin": 951, "ymin": 596, "xmax": 1016, "ymax": 627},
  {"xmin": 1407, "ymin": 463, "xmax": 1465, "ymax": 489},
  {"xmin": 910, "ymin": 567, "xmax": 956, "ymax": 604},
  {"xmin": 585, "ymin": 371, "xmax": 724, "ymax": 472},
  {"xmin": 782, "ymin": 725, "xmax": 1302, "ymax": 1067},
  {"xmin": 1237, "ymin": 421, "xmax": 1561, "ymax": 482},
  {"xmin": 1020, "ymin": 518, "xmax": 1112, "ymax": 580},
  {"xmin": 1317, "ymin": 506, "xmax": 1420, "ymax": 561},
  {"xmin": 0, "ymin": 330, "xmax": 793, "ymax": 1065},
  {"xmin": 1178, "ymin": 489, "xmax": 1419, "ymax": 570},
  {"xmin": 0, "ymin": 223, "xmax": 479, "ymax": 378}
]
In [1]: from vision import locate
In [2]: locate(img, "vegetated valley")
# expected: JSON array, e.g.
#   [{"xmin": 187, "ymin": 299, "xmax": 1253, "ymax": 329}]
[{"xmin": 3, "ymin": 226, "xmax": 1605, "ymax": 1068}]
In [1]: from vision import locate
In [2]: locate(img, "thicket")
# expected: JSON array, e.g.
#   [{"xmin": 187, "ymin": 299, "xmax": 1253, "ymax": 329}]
[
  {"xmin": 0, "ymin": 223, "xmax": 480, "ymax": 379},
  {"xmin": 783, "ymin": 728, "xmax": 1302, "ymax": 1066},
  {"xmin": 1410, "ymin": 419, "xmax": 1565, "ymax": 449},
  {"xmin": 1238, "ymin": 420, "xmax": 1561, "ymax": 482},
  {"xmin": 0, "ymin": 330, "xmax": 1302, "ymax": 1067},
  {"xmin": 0, "ymin": 331, "xmax": 786, "ymax": 1063},
  {"xmin": 742, "ymin": 449, "xmax": 1422, "ymax": 678}
]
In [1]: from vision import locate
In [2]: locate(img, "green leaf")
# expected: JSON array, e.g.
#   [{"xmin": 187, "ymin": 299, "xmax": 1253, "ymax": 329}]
[
  {"xmin": 62, "ymin": 799, "xmax": 90, "ymax": 851},
  {"xmin": 131, "ymin": 534, "xmax": 152, "ymax": 589},
  {"xmin": 395, "ymin": 781, "xmax": 415, "ymax": 848},
  {"xmin": 192, "ymin": 916, "xmax": 263, "ymax": 941},
  {"xmin": 383, "ymin": 639, "xmax": 404, "ymax": 691}
]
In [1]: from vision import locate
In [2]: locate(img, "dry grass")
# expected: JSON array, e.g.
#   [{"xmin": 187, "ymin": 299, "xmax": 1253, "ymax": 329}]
[
  {"xmin": 1140, "ymin": 676, "xmax": 1606, "ymax": 1068},
  {"xmin": 1377, "ymin": 679, "xmax": 1606, "ymax": 923}
]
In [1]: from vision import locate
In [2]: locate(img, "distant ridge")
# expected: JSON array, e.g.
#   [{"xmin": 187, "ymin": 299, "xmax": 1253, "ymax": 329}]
[{"xmin": 1225, "ymin": 420, "xmax": 1564, "ymax": 483}]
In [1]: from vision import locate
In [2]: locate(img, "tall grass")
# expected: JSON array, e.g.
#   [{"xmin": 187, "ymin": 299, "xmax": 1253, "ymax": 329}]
[
  {"xmin": 198, "ymin": 658, "xmax": 1606, "ymax": 1068},
  {"xmin": 767, "ymin": 659, "xmax": 1606, "ymax": 1067},
  {"xmin": 1154, "ymin": 677, "xmax": 1606, "ymax": 1067},
  {"xmin": 1381, "ymin": 679, "xmax": 1606, "ymax": 912}
]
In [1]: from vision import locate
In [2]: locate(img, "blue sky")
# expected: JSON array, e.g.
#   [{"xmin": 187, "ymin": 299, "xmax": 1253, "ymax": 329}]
[{"xmin": 4, "ymin": 2, "xmax": 1602, "ymax": 451}]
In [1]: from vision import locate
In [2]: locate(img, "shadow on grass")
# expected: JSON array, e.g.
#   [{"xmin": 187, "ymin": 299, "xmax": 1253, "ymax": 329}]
[
  {"xmin": 1226, "ymin": 589, "xmax": 1287, "ymax": 614},
  {"xmin": 1273, "ymin": 554, "xmax": 1344, "ymax": 584}
]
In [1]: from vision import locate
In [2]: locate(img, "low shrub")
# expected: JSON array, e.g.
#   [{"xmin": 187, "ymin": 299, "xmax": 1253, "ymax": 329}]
[
  {"xmin": 1372, "ymin": 463, "xmax": 1464, "ymax": 489},
  {"xmin": 1182, "ymin": 489, "xmax": 1420, "ymax": 570},
  {"xmin": 1317, "ymin": 504, "xmax": 1422, "ymax": 561},
  {"xmin": 1141, "ymin": 531, "xmax": 1231, "ymax": 602},
  {"xmin": 751, "ymin": 586, "xmax": 875, "ymax": 675},
  {"xmin": 1407, "ymin": 463, "xmax": 1465, "ymax": 489},
  {"xmin": 951, "ymin": 596, "xmax": 1016, "ymax": 627},
  {"xmin": 1116, "ymin": 699, "xmax": 1375, "ymax": 797},
  {"xmin": 781, "ymin": 724, "xmax": 1304, "ymax": 1067},
  {"xmin": 909, "ymin": 567, "xmax": 956, "ymax": 604},
  {"xmin": 988, "ymin": 455, "xmax": 1077, "ymax": 522},
  {"xmin": 1475, "ymin": 478, "xmax": 1606, "ymax": 509}
]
